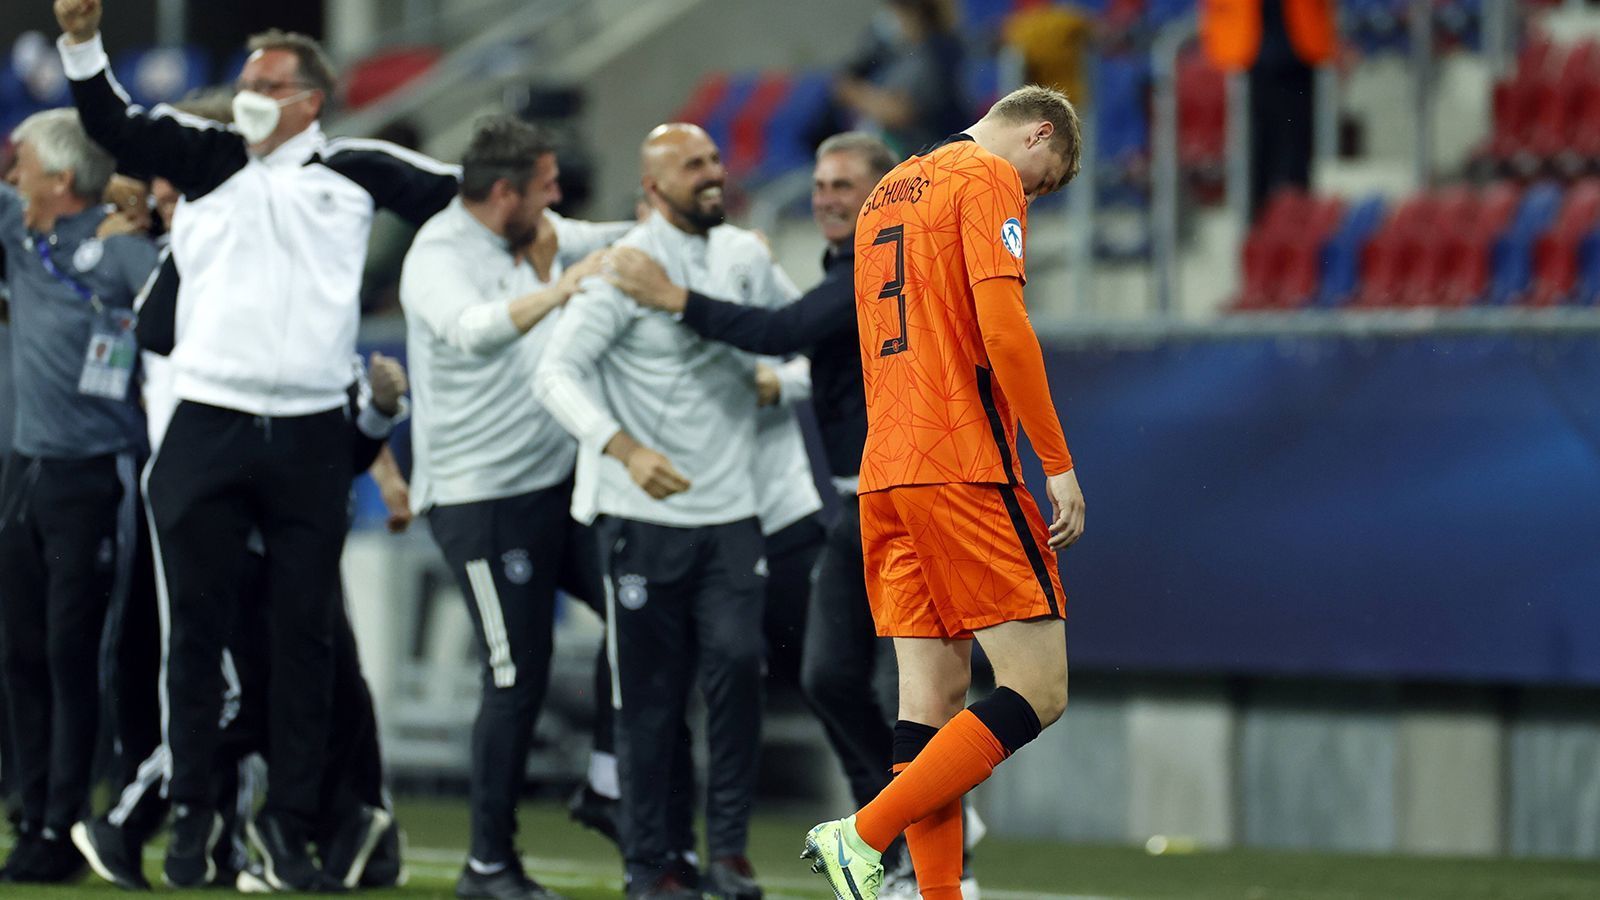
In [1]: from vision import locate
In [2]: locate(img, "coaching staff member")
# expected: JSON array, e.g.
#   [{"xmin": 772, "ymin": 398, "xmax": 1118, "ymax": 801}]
[
  {"xmin": 605, "ymin": 130, "xmax": 911, "ymax": 869},
  {"xmin": 53, "ymin": 0, "xmax": 458, "ymax": 888},
  {"xmin": 0, "ymin": 107, "xmax": 156, "ymax": 885},
  {"xmin": 400, "ymin": 115, "xmax": 627, "ymax": 900},
  {"xmin": 536, "ymin": 123, "xmax": 790, "ymax": 900}
]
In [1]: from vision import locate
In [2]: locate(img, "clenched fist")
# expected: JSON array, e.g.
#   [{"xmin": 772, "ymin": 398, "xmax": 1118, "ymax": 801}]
[
  {"xmin": 54, "ymin": 0, "xmax": 103, "ymax": 44},
  {"xmin": 368, "ymin": 352, "xmax": 407, "ymax": 416}
]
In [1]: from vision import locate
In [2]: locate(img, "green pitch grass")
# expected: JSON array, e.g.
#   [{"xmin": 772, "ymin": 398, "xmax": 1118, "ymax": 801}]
[{"xmin": 10, "ymin": 797, "xmax": 1600, "ymax": 898}]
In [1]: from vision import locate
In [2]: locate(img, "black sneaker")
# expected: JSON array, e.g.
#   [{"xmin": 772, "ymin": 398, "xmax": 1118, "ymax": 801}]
[
  {"xmin": 625, "ymin": 869, "xmax": 702, "ymax": 900},
  {"xmin": 163, "ymin": 806, "xmax": 222, "ymax": 888},
  {"xmin": 28, "ymin": 829, "xmax": 87, "ymax": 883},
  {"xmin": 566, "ymin": 784, "xmax": 621, "ymax": 848},
  {"xmin": 359, "ymin": 819, "xmax": 408, "ymax": 888},
  {"xmin": 0, "ymin": 824, "xmax": 43, "ymax": 882},
  {"xmin": 72, "ymin": 817, "xmax": 151, "ymax": 890},
  {"xmin": 455, "ymin": 856, "xmax": 567, "ymax": 899},
  {"xmin": 703, "ymin": 855, "xmax": 762, "ymax": 900},
  {"xmin": 320, "ymin": 805, "xmax": 392, "ymax": 889},
  {"xmin": 247, "ymin": 810, "xmax": 336, "ymax": 892}
]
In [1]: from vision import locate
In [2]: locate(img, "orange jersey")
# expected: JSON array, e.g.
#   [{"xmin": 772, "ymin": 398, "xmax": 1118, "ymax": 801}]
[{"xmin": 855, "ymin": 136, "xmax": 1031, "ymax": 492}]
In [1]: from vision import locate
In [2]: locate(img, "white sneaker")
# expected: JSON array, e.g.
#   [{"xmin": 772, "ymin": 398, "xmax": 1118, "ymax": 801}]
[{"xmin": 235, "ymin": 863, "xmax": 272, "ymax": 894}]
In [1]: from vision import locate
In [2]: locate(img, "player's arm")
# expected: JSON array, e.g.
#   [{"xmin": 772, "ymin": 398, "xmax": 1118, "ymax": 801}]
[
  {"xmin": 533, "ymin": 283, "xmax": 690, "ymax": 500},
  {"xmin": 973, "ymin": 276, "xmax": 1084, "ymax": 549},
  {"xmin": 55, "ymin": 1, "xmax": 247, "ymax": 198},
  {"xmin": 400, "ymin": 240, "xmax": 604, "ymax": 356}
]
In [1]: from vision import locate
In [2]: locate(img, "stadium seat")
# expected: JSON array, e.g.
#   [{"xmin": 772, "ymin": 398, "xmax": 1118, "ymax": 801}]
[
  {"xmin": 727, "ymin": 74, "xmax": 792, "ymax": 178},
  {"xmin": 1436, "ymin": 183, "xmax": 1521, "ymax": 306},
  {"xmin": 754, "ymin": 70, "xmax": 831, "ymax": 183},
  {"xmin": 1573, "ymin": 227, "xmax": 1600, "ymax": 304},
  {"xmin": 1092, "ymin": 52, "xmax": 1150, "ymax": 208},
  {"xmin": 1529, "ymin": 179, "xmax": 1600, "ymax": 305},
  {"xmin": 344, "ymin": 46, "xmax": 442, "ymax": 109},
  {"xmin": 1234, "ymin": 188, "xmax": 1310, "ymax": 310},
  {"xmin": 1273, "ymin": 195, "xmax": 1345, "ymax": 309},
  {"xmin": 1315, "ymin": 195, "xmax": 1386, "ymax": 308},
  {"xmin": 1485, "ymin": 182, "xmax": 1563, "ymax": 305},
  {"xmin": 1354, "ymin": 194, "xmax": 1431, "ymax": 308},
  {"xmin": 696, "ymin": 72, "xmax": 761, "ymax": 163},
  {"xmin": 674, "ymin": 71, "xmax": 732, "ymax": 126},
  {"xmin": 1176, "ymin": 46, "xmax": 1225, "ymax": 201}
]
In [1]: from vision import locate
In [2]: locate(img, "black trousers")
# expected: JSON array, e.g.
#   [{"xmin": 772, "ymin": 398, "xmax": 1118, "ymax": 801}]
[
  {"xmin": 761, "ymin": 516, "xmax": 826, "ymax": 688},
  {"xmin": 146, "ymin": 400, "xmax": 351, "ymax": 831},
  {"xmin": 597, "ymin": 515, "xmax": 766, "ymax": 885},
  {"xmin": 106, "ymin": 547, "xmax": 387, "ymax": 849},
  {"xmin": 0, "ymin": 452, "xmax": 139, "ymax": 834},
  {"xmin": 1248, "ymin": 59, "xmax": 1315, "ymax": 219},
  {"xmin": 800, "ymin": 493, "xmax": 898, "ymax": 808},
  {"xmin": 428, "ymin": 480, "xmax": 598, "ymax": 866}
]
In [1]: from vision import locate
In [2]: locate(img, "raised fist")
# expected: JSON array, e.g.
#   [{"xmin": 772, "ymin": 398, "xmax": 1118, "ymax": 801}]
[{"xmin": 54, "ymin": 0, "xmax": 103, "ymax": 44}]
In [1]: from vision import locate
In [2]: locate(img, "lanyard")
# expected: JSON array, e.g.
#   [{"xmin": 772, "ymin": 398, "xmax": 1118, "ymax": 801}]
[{"xmin": 30, "ymin": 235, "xmax": 103, "ymax": 313}]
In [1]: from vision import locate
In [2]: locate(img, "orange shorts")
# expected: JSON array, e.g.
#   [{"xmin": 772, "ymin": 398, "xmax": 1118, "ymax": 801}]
[{"xmin": 860, "ymin": 482, "xmax": 1066, "ymax": 639}]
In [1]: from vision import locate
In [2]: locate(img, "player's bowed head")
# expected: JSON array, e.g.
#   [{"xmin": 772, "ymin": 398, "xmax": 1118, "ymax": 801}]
[{"xmin": 964, "ymin": 84, "xmax": 1083, "ymax": 205}]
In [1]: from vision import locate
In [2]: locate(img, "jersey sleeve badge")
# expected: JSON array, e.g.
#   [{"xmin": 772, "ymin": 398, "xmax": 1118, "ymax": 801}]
[{"xmin": 1001, "ymin": 218, "xmax": 1024, "ymax": 259}]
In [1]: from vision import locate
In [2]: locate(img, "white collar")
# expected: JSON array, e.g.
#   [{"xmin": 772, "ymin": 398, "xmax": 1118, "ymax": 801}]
[{"xmin": 259, "ymin": 122, "xmax": 327, "ymax": 167}]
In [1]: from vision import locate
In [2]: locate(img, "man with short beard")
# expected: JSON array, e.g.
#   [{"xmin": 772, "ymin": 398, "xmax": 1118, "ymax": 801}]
[
  {"xmin": 535, "ymin": 123, "xmax": 798, "ymax": 900},
  {"xmin": 399, "ymin": 115, "xmax": 628, "ymax": 900}
]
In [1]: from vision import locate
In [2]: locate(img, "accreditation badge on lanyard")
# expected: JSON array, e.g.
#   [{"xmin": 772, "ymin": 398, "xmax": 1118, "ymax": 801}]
[{"xmin": 33, "ymin": 236, "xmax": 139, "ymax": 400}]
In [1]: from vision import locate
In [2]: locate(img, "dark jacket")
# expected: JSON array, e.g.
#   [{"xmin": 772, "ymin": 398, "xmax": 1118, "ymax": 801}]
[{"xmin": 681, "ymin": 245, "xmax": 863, "ymax": 481}]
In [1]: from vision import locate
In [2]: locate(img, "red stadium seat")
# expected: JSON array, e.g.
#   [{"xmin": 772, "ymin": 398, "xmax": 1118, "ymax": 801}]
[
  {"xmin": 343, "ymin": 47, "xmax": 441, "ymax": 109},
  {"xmin": 1273, "ymin": 196, "xmax": 1346, "ymax": 309},
  {"xmin": 727, "ymin": 74, "xmax": 791, "ymax": 177},
  {"xmin": 1356, "ymin": 194, "xmax": 1440, "ymax": 308},
  {"xmin": 673, "ymin": 72, "xmax": 731, "ymax": 126},
  {"xmin": 1177, "ymin": 47, "xmax": 1226, "ymax": 202},
  {"xmin": 1437, "ymin": 182, "xmax": 1522, "ymax": 306},
  {"xmin": 1530, "ymin": 179, "xmax": 1600, "ymax": 305},
  {"xmin": 1234, "ymin": 189, "xmax": 1310, "ymax": 310}
]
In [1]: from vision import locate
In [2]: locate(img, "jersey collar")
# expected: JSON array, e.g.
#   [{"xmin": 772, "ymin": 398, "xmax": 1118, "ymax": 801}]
[{"xmin": 921, "ymin": 132, "xmax": 976, "ymax": 155}]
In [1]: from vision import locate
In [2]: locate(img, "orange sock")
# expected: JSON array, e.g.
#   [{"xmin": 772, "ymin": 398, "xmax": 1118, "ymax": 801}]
[
  {"xmin": 905, "ymin": 800, "xmax": 963, "ymax": 900},
  {"xmin": 854, "ymin": 710, "xmax": 1007, "ymax": 852}
]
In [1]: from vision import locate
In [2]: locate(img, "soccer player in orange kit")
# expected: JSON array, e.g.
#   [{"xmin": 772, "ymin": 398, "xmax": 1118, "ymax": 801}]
[{"xmin": 802, "ymin": 85, "xmax": 1084, "ymax": 900}]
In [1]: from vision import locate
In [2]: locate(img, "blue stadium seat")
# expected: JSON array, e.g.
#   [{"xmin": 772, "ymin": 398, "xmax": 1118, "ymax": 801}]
[
  {"xmin": 963, "ymin": 56, "xmax": 1002, "ymax": 116},
  {"xmin": 1145, "ymin": 0, "xmax": 1195, "ymax": 30},
  {"xmin": 1486, "ymin": 182, "xmax": 1563, "ymax": 305},
  {"xmin": 1315, "ymin": 195, "xmax": 1386, "ymax": 308},
  {"xmin": 698, "ymin": 72, "xmax": 761, "ymax": 164},
  {"xmin": 958, "ymin": 0, "xmax": 1020, "ymax": 35},
  {"xmin": 1092, "ymin": 54, "xmax": 1150, "ymax": 165},
  {"xmin": 113, "ymin": 46, "xmax": 211, "ymax": 108},
  {"xmin": 1576, "ymin": 228, "xmax": 1600, "ymax": 305},
  {"xmin": 755, "ymin": 70, "xmax": 831, "ymax": 183}
]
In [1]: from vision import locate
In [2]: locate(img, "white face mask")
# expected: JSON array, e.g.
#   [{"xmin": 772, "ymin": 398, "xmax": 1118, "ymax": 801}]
[{"xmin": 231, "ymin": 89, "xmax": 312, "ymax": 146}]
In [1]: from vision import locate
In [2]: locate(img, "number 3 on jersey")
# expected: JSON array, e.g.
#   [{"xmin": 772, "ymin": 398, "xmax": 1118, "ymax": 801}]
[{"xmin": 873, "ymin": 225, "xmax": 910, "ymax": 356}]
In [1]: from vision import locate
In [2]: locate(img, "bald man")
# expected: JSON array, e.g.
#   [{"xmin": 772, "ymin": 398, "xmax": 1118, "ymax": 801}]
[{"xmin": 536, "ymin": 124, "xmax": 802, "ymax": 900}]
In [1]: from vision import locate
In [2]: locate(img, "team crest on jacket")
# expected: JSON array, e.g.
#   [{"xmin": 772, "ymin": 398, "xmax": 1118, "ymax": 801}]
[
  {"xmin": 502, "ymin": 549, "xmax": 533, "ymax": 585},
  {"xmin": 617, "ymin": 574, "xmax": 648, "ymax": 610},
  {"xmin": 1001, "ymin": 218, "xmax": 1023, "ymax": 259},
  {"xmin": 74, "ymin": 238, "xmax": 104, "ymax": 272}
]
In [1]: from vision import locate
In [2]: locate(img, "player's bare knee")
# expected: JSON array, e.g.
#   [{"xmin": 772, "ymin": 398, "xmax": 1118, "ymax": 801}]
[{"xmin": 898, "ymin": 685, "xmax": 966, "ymax": 727}]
